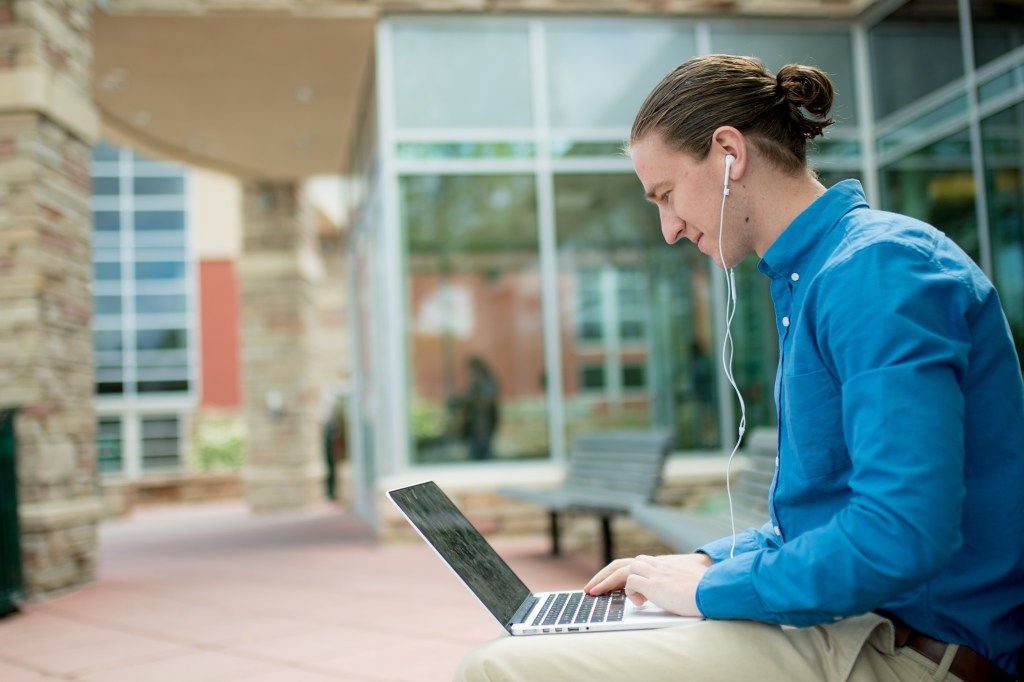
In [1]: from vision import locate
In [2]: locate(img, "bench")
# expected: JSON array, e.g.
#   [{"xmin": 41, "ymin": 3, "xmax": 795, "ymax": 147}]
[
  {"xmin": 497, "ymin": 429, "xmax": 675, "ymax": 566},
  {"xmin": 630, "ymin": 427, "xmax": 777, "ymax": 553}
]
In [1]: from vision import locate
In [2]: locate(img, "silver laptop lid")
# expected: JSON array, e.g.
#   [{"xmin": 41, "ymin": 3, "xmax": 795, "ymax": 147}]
[{"xmin": 387, "ymin": 481, "xmax": 533, "ymax": 632}]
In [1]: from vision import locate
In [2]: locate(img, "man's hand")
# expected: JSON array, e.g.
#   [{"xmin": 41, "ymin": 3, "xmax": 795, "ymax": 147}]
[{"xmin": 584, "ymin": 553, "xmax": 713, "ymax": 618}]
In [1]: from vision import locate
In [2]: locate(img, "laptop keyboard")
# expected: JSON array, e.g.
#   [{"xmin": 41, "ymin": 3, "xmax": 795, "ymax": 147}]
[{"xmin": 531, "ymin": 590, "xmax": 626, "ymax": 627}]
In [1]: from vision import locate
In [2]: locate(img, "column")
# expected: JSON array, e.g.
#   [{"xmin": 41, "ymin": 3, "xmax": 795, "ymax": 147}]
[
  {"xmin": 239, "ymin": 183, "xmax": 326, "ymax": 511},
  {"xmin": 0, "ymin": 0, "xmax": 102, "ymax": 596}
]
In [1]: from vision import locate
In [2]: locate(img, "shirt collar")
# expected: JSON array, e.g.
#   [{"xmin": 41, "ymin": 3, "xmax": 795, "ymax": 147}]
[{"xmin": 758, "ymin": 179, "xmax": 868, "ymax": 280}]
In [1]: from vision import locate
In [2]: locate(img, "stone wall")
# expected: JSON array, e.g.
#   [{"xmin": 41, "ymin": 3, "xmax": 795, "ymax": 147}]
[
  {"xmin": 0, "ymin": 0, "xmax": 102, "ymax": 598},
  {"xmin": 239, "ymin": 183, "xmax": 327, "ymax": 511}
]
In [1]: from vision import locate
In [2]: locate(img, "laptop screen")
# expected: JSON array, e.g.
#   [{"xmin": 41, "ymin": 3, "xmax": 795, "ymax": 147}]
[{"xmin": 388, "ymin": 481, "xmax": 533, "ymax": 630}]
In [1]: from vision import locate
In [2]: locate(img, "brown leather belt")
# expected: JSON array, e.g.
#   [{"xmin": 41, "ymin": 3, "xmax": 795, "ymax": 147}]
[{"xmin": 886, "ymin": 616, "xmax": 1014, "ymax": 682}]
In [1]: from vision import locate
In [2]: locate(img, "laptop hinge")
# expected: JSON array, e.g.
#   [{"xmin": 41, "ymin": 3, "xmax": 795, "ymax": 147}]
[{"xmin": 509, "ymin": 594, "xmax": 539, "ymax": 629}]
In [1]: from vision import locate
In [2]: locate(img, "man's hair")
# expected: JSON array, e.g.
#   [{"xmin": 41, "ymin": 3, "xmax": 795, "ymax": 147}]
[{"xmin": 630, "ymin": 54, "xmax": 835, "ymax": 174}]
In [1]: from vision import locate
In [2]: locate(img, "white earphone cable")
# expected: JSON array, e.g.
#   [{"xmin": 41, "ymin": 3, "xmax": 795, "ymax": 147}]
[{"xmin": 717, "ymin": 164, "xmax": 747, "ymax": 559}]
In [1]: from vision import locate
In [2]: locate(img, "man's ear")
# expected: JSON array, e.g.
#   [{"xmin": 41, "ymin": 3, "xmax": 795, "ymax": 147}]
[{"xmin": 712, "ymin": 126, "xmax": 747, "ymax": 179}]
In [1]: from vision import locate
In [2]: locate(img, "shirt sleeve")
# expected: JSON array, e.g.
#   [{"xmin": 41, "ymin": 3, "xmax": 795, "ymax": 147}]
[
  {"xmin": 697, "ymin": 241, "xmax": 973, "ymax": 625},
  {"xmin": 696, "ymin": 521, "xmax": 782, "ymax": 563}
]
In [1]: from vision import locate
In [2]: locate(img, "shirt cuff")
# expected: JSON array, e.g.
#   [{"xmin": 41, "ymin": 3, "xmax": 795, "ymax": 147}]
[{"xmin": 696, "ymin": 551, "xmax": 765, "ymax": 620}]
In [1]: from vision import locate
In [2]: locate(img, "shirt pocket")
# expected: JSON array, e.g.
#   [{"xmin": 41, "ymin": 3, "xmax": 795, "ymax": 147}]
[{"xmin": 782, "ymin": 368, "xmax": 849, "ymax": 479}]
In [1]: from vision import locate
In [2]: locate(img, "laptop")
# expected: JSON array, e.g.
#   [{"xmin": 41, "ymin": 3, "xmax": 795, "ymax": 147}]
[{"xmin": 387, "ymin": 480, "xmax": 702, "ymax": 636}]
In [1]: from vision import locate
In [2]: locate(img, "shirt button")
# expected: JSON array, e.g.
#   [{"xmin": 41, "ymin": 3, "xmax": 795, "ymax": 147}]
[
  {"xmin": 773, "ymin": 526, "xmax": 781, "ymax": 536},
  {"xmin": 775, "ymin": 456, "xmax": 780, "ymax": 467},
  {"xmin": 791, "ymin": 272, "xmax": 800, "ymax": 282},
  {"xmin": 782, "ymin": 316, "xmax": 790, "ymax": 327}
]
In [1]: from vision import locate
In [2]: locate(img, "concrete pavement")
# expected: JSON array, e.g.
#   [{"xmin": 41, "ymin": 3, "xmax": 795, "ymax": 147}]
[{"xmin": 0, "ymin": 500, "xmax": 597, "ymax": 681}]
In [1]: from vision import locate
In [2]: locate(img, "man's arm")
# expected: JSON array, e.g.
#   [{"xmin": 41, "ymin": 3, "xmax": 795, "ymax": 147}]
[{"xmin": 698, "ymin": 242, "xmax": 971, "ymax": 625}]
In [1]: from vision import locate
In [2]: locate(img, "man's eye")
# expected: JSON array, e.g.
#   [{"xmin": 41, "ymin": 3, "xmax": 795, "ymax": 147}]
[{"xmin": 660, "ymin": 191, "xmax": 672, "ymax": 203}]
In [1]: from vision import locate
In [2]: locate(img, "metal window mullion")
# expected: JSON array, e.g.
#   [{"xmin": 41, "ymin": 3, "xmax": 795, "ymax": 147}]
[
  {"xmin": 181, "ymin": 170, "xmax": 200, "ymax": 407},
  {"xmin": 531, "ymin": 19, "xmax": 567, "ymax": 465},
  {"xmin": 852, "ymin": 21, "xmax": 881, "ymax": 206},
  {"xmin": 120, "ymin": 150, "xmax": 137, "ymax": 402},
  {"xmin": 377, "ymin": 20, "xmax": 410, "ymax": 475},
  {"xmin": 959, "ymin": 0, "xmax": 995, "ymax": 277}
]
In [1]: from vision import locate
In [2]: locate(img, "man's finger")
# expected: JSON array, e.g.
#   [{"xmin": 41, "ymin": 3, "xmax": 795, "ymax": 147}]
[{"xmin": 625, "ymin": 574, "xmax": 648, "ymax": 606}]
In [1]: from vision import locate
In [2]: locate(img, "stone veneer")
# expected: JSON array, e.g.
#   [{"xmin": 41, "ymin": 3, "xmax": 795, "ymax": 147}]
[
  {"xmin": 239, "ymin": 183, "xmax": 327, "ymax": 511},
  {"xmin": 0, "ymin": 0, "xmax": 102, "ymax": 598}
]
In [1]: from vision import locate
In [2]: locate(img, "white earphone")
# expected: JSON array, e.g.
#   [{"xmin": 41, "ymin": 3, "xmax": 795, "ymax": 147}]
[{"xmin": 723, "ymin": 154, "xmax": 735, "ymax": 195}]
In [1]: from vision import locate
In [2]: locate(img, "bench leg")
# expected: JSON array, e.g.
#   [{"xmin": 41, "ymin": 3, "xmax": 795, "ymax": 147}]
[
  {"xmin": 600, "ymin": 516, "xmax": 614, "ymax": 566},
  {"xmin": 549, "ymin": 511, "xmax": 561, "ymax": 556}
]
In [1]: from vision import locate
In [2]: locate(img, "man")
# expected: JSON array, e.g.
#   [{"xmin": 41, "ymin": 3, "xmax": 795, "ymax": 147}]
[{"xmin": 455, "ymin": 55, "xmax": 1023, "ymax": 682}]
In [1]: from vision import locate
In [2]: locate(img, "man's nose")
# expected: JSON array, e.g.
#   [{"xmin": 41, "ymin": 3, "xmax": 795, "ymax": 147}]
[{"xmin": 660, "ymin": 207, "xmax": 684, "ymax": 245}]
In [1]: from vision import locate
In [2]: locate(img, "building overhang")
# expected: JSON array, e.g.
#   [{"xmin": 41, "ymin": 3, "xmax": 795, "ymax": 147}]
[{"xmin": 93, "ymin": 0, "xmax": 871, "ymax": 182}]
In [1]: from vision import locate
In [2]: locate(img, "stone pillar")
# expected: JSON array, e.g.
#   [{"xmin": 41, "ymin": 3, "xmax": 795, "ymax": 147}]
[
  {"xmin": 239, "ymin": 183, "xmax": 326, "ymax": 511},
  {"xmin": 0, "ymin": 0, "xmax": 101, "ymax": 597}
]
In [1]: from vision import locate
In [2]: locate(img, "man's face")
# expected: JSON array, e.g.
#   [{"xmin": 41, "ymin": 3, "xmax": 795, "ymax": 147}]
[{"xmin": 631, "ymin": 134, "xmax": 742, "ymax": 269}]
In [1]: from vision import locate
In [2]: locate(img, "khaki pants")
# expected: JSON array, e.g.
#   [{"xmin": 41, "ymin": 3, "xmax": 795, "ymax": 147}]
[{"xmin": 454, "ymin": 613, "xmax": 966, "ymax": 682}]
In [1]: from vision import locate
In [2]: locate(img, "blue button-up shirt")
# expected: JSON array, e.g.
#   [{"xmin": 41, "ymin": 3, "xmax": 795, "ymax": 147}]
[{"xmin": 695, "ymin": 180, "xmax": 1024, "ymax": 674}]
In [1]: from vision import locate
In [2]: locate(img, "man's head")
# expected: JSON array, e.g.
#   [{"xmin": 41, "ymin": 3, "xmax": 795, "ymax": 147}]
[{"xmin": 630, "ymin": 54, "xmax": 835, "ymax": 175}]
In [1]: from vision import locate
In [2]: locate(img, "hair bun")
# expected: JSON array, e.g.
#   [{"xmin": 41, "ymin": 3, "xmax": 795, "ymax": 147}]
[{"xmin": 776, "ymin": 64, "xmax": 835, "ymax": 139}]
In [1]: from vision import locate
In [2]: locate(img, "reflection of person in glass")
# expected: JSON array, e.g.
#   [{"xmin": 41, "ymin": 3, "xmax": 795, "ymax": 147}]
[
  {"xmin": 456, "ymin": 54, "xmax": 1024, "ymax": 682},
  {"xmin": 460, "ymin": 356, "xmax": 499, "ymax": 460}
]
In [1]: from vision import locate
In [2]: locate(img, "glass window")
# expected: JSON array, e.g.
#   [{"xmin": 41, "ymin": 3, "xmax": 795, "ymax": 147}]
[
  {"xmin": 134, "ymin": 231, "xmax": 186, "ymax": 248},
  {"xmin": 94, "ymin": 211, "xmax": 120, "ymax": 232},
  {"xmin": 391, "ymin": 23, "xmax": 533, "ymax": 129},
  {"xmin": 554, "ymin": 172, "xmax": 722, "ymax": 448},
  {"xmin": 97, "ymin": 417, "xmax": 123, "ymax": 473},
  {"xmin": 396, "ymin": 142, "xmax": 535, "ymax": 160},
  {"xmin": 581, "ymin": 364, "xmax": 605, "ymax": 390},
  {"xmin": 94, "ymin": 262, "xmax": 121, "ymax": 280},
  {"xmin": 135, "ymin": 262, "xmax": 186, "ymax": 280},
  {"xmin": 94, "ymin": 330, "xmax": 122, "ymax": 351},
  {"xmin": 135, "ymin": 210, "xmax": 184, "ymax": 232},
  {"xmin": 91, "ymin": 139, "xmax": 192, "ymax": 420},
  {"xmin": 136, "ymin": 328, "xmax": 187, "ymax": 352},
  {"xmin": 622, "ymin": 363, "xmax": 646, "ymax": 390},
  {"xmin": 135, "ymin": 295, "xmax": 187, "ymax": 314},
  {"xmin": 134, "ymin": 176, "xmax": 184, "ymax": 195},
  {"xmin": 92, "ymin": 177, "xmax": 120, "ymax": 195},
  {"xmin": 401, "ymin": 173, "xmax": 545, "ymax": 463},
  {"xmin": 545, "ymin": 22, "xmax": 695, "ymax": 129},
  {"xmin": 94, "ymin": 295, "xmax": 122, "ymax": 316},
  {"xmin": 711, "ymin": 25, "xmax": 858, "ymax": 126},
  {"xmin": 869, "ymin": 0, "xmax": 963, "ymax": 120},
  {"xmin": 135, "ymin": 209, "xmax": 185, "ymax": 231},
  {"xmin": 973, "ymin": 1, "xmax": 1024, "ymax": 68},
  {"xmin": 880, "ymin": 128, "xmax": 980, "ymax": 263},
  {"xmin": 92, "ymin": 142, "xmax": 119, "ymax": 162},
  {"xmin": 141, "ymin": 416, "xmax": 181, "ymax": 470},
  {"xmin": 982, "ymin": 103, "xmax": 1024, "ymax": 367}
]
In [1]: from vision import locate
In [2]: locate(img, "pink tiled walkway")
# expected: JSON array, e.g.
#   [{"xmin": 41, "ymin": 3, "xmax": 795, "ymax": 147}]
[{"xmin": 0, "ymin": 501, "xmax": 597, "ymax": 681}]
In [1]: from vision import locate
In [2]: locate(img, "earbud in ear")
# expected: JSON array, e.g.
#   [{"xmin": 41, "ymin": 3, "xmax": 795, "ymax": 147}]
[{"xmin": 723, "ymin": 155, "xmax": 735, "ymax": 195}]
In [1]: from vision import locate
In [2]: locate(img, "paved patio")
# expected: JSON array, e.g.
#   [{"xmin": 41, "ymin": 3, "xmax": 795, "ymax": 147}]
[{"xmin": 0, "ymin": 500, "xmax": 597, "ymax": 681}]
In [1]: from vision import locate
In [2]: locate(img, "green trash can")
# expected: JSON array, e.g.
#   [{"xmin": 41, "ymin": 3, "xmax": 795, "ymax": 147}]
[{"xmin": 0, "ymin": 409, "xmax": 24, "ymax": 616}]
